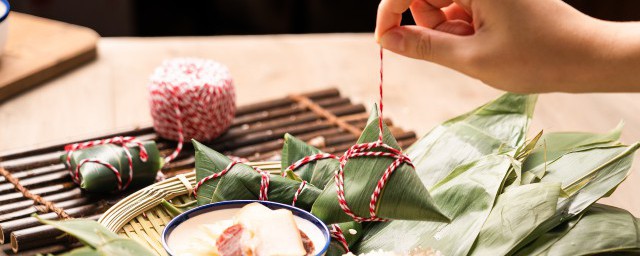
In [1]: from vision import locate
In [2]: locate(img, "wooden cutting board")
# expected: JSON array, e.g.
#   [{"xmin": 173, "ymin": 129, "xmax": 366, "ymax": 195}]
[{"xmin": 0, "ymin": 12, "xmax": 98, "ymax": 103}]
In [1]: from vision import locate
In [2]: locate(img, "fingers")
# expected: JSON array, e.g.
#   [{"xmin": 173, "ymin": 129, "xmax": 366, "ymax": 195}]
[
  {"xmin": 435, "ymin": 20, "xmax": 474, "ymax": 35},
  {"xmin": 375, "ymin": 0, "xmax": 413, "ymax": 41},
  {"xmin": 379, "ymin": 25, "xmax": 469, "ymax": 69},
  {"xmin": 443, "ymin": 4, "xmax": 472, "ymax": 23},
  {"xmin": 410, "ymin": 0, "xmax": 448, "ymax": 28}
]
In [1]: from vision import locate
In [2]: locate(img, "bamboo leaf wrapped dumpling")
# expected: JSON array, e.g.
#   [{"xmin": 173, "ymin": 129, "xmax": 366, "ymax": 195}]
[
  {"xmin": 310, "ymin": 112, "xmax": 449, "ymax": 224},
  {"xmin": 193, "ymin": 140, "xmax": 322, "ymax": 211},
  {"xmin": 281, "ymin": 133, "xmax": 339, "ymax": 190},
  {"xmin": 61, "ymin": 137, "xmax": 162, "ymax": 193}
]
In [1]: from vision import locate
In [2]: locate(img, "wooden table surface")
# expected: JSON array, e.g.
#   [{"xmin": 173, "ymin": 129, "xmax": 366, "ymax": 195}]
[{"xmin": 0, "ymin": 33, "xmax": 638, "ymax": 215}]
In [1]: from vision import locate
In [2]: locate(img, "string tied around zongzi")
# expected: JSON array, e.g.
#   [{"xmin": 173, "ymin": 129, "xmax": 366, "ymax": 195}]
[
  {"xmin": 330, "ymin": 224, "xmax": 351, "ymax": 252},
  {"xmin": 281, "ymin": 47, "xmax": 416, "ymax": 223},
  {"xmin": 193, "ymin": 160, "xmax": 271, "ymax": 201},
  {"xmin": 65, "ymin": 136, "xmax": 149, "ymax": 191}
]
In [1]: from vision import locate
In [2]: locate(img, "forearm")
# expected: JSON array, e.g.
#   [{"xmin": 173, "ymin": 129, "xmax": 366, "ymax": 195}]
[{"xmin": 599, "ymin": 20, "xmax": 640, "ymax": 92}]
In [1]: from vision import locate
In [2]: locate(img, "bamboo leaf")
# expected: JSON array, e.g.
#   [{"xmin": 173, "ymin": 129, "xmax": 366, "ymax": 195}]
[
  {"xmin": 518, "ymin": 204, "xmax": 640, "ymax": 255},
  {"xmin": 311, "ymin": 117, "xmax": 448, "ymax": 224},
  {"xmin": 469, "ymin": 183, "xmax": 562, "ymax": 256},
  {"xmin": 58, "ymin": 247, "xmax": 102, "ymax": 256},
  {"xmin": 521, "ymin": 122, "xmax": 623, "ymax": 177},
  {"xmin": 160, "ymin": 199, "xmax": 184, "ymax": 218},
  {"xmin": 35, "ymin": 217, "xmax": 154, "ymax": 256},
  {"xmin": 61, "ymin": 141, "xmax": 162, "ymax": 193},
  {"xmin": 281, "ymin": 134, "xmax": 338, "ymax": 189},
  {"xmin": 356, "ymin": 154, "xmax": 513, "ymax": 256},
  {"xmin": 194, "ymin": 140, "xmax": 323, "ymax": 210},
  {"xmin": 326, "ymin": 222, "xmax": 364, "ymax": 256},
  {"xmin": 406, "ymin": 93, "xmax": 537, "ymax": 188},
  {"xmin": 475, "ymin": 143, "xmax": 640, "ymax": 255}
]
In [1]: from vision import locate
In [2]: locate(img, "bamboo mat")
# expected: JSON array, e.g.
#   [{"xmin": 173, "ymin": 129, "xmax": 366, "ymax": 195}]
[{"xmin": 0, "ymin": 88, "xmax": 417, "ymax": 256}]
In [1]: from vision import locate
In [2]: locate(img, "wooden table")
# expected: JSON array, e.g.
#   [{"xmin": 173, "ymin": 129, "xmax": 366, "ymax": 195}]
[{"xmin": 0, "ymin": 34, "xmax": 638, "ymax": 216}]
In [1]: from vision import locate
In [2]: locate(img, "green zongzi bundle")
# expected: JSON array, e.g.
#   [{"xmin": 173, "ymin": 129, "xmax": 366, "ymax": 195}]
[
  {"xmin": 61, "ymin": 136, "xmax": 162, "ymax": 193},
  {"xmin": 192, "ymin": 140, "xmax": 322, "ymax": 211},
  {"xmin": 307, "ymin": 114, "xmax": 448, "ymax": 224}
]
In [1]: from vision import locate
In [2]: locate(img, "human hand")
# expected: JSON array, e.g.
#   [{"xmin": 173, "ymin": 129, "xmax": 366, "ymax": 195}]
[{"xmin": 375, "ymin": 0, "xmax": 640, "ymax": 93}]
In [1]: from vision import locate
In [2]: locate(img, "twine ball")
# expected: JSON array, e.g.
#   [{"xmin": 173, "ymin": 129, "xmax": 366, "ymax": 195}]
[{"xmin": 149, "ymin": 58, "xmax": 236, "ymax": 142}]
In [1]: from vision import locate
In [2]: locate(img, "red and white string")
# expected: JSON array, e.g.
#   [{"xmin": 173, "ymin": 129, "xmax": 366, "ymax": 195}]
[
  {"xmin": 149, "ymin": 58, "xmax": 236, "ymax": 163},
  {"xmin": 330, "ymin": 224, "xmax": 350, "ymax": 252},
  {"xmin": 193, "ymin": 161, "xmax": 271, "ymax": 202},
  {"xmin": 64, "ymin": 136, "xmax": 148, "ymax": 191},
  {"xmin": 283, "ymin": 47, "xmax": 414, "ymax": 222}
]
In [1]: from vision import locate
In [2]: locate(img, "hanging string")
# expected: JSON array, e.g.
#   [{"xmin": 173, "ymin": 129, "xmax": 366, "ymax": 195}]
[
  {"xmin": 378, "ymin": 47, "xmax": 385, "ymax": 142},
  {"xmin": 282, "ymin": 47, "xmax": 415, "ymax": 222}
]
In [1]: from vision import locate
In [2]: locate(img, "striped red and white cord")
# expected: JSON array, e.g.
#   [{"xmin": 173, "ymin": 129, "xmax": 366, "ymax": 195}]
[
  {"xmin": 149, "ymin": 58, "xmax": 236, "ymax": 164},
  {"xmin": 193, "ymin": 160, "xmax": 270, "ymax": 201},
  {"xmin": 285, "ymin": 48, "xmax": 414, "ymax": 223},
  {"xmin": 330, "ymin": 224, "xmax": 350, "ymax": 252},
  {"xmin": 64, "ymin": 136, "xmax": 148, "ymax": 191},
  {"xmin": 291, "ymin": 180, "xmax": 307, "ymax": 207},
  {"xmin": 281, "ymin": 153, "xmax": 339, "ymax": 177}
]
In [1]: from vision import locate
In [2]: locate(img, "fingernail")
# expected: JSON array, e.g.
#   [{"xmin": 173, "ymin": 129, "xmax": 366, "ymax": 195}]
[{"xmin": 380, "ymin": 30, "xmax": 405, "ymax": 52}]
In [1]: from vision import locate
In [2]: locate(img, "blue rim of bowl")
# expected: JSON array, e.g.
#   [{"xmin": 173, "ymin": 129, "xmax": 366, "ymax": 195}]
[
  {"xmin": 0, "ymin": 0, "xmax": 9, "ymax": 23},
  {"xmin": 162, "ymin": 200, "xmax": 331, "ymax": 256}
]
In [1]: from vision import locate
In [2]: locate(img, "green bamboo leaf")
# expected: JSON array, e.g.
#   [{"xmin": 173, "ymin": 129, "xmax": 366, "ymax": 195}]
[
  {"xmin": 469, "ymin": 183, "xmax": 562, "ymax": 256},
  {"xmin": 194, "ymin": 139, "xmax": 239, "ymax": 206},
  {"xmin": 160, "ymin": 199, "xmax": 184, "ymax": 218},
  {"xmin": 356, "ymin": 154, "xmax": 513, "ymax": 256},
  {"xmin": 58, "ymin": 247, "xmax": 102, "ymax": 256},
  {"xmin": 35, "ymin": 217, "xmax": 154, "ymax": 256},
  {"xmin": 519, "ymin": 204, "xmax": 640, "ymax": 255},
  {"xmin": 61, "ymin": 141, "xmax": 162, "ymax": 193},
  {"xmin": 475, "ymin": 143, "xmax": 640, "ymax": 255},
  {"xmin": 512, "ymin": 214, "xmax": 583, "ymax": 256},
  {"xmin": 521, "ymin": 122, "xmax": 623, "ymax": 177},
  {"xmin": 36, "ymin": 216, "xmax": 119, "ymax": 247},
  {"xmin": 194, "ymin": 140, "xmax": 323, "ymax": 210},
  {"xmin": 406, "ymin": 93, "xmax": 537, "ymax": 188},
  {"xmin": 326, "ymin": 222, "xmax": 364, "ymax": 256},
  {"xmin": 311, "ymin": 117, "xmax": 448, "ymax": 224},
  {"xmin": 281, "ymin": 133, "xmax": 338, "ymax": 189}
]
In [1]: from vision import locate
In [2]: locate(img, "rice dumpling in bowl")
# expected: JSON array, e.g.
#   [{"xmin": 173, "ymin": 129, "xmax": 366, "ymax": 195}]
[{"xmin": 162, "ymin": 200, "xmax": 330, "ymax": 256}]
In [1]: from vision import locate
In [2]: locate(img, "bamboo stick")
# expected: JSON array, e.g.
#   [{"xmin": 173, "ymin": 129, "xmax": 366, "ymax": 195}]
[
  {"xmin": 216, "ymin": 104, "xmax": 366, "ymax": 143},
  {"xmin": 0, "ymin": 198, "xmax": 92, "ymax": 222},
  {"xmin": 0, "ymin": 204, "xmax": 100, "ymax": 244},
  {"xmin": 3, "ymin": 242, "xmax": 83, "ymax": 256},
  {"xmin": 10, "ymin": 215, "xmax": 100, "ymax": 252},
  {"xmin": 229, "ymin": 127, "xmax": 345, "ymax": 157},
  {"xmin": 232, "ymin": 96, "xmax": 350, "ymax": 127},
  {"xmin": 0, "ymin": 182, "xmax": 76, "ymax": 205},
  {"xmin": 0, "ymin": 164, "xmax": 65, "ymax": 185},
  {"xmin": 0, "ymin": 171, "xmax": 70, "ymax": 194},
  {"xmin": 0, "ymin": 188, "xmax": 82, "ymax": 215},
  {"xmin": 235, "ymin": 88, "xmax": 339, "ymax": 116}
]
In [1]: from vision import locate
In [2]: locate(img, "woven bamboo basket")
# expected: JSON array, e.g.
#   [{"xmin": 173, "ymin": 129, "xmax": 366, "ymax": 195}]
[{"xmin": 98, "ymin": 161, "xmax": 282, "ymax": 256}]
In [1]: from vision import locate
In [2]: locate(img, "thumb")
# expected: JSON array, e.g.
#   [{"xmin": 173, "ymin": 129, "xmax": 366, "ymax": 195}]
[{"xmin": 379, "ymin": 26, "xmax": 467, "ymax": 68}]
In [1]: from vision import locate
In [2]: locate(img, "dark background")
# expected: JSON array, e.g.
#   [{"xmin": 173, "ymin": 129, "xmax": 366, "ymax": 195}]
[{"xmin": 9, "ymin": 0, "xmax": 640, "ymax": 37}]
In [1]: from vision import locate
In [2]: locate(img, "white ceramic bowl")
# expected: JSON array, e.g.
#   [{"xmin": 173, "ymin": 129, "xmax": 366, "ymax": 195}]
[
  {"xmin": 162, "ymin": 200, "xmax": 331, "ymax": 256},
  {"xmin": 0, "ymin": 0, "xmax": 9, "ymax": 56}
]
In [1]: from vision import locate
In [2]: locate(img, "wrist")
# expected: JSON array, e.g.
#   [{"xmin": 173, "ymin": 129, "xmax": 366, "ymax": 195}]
[{"xmin": 565, "ymin": 17, "xmax": 640, "ymax": 92}]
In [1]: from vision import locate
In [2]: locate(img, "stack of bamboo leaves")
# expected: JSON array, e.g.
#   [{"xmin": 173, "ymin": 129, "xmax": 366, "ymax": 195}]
[
  {"xmin": 194, "ymin": 93, "xmax": 640, "ymax": 256},
  {"xmin": 37, "ymin": 93, "xmax": 640, "ymax": 256}
]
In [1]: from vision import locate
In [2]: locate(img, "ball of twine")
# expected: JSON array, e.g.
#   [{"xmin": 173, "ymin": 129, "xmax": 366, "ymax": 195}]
[{"xmin": 149, "ymin": 58, "xmax": 236, "ymax": 162}]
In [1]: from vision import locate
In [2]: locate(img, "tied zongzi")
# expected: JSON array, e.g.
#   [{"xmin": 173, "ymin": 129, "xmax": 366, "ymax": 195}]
[
  {"xmin": 61, "ymin": 136, "xmax": 162, "ymax": 193},
  {"xmin": 305, "ymin": 112, "xmax": 449, "ymax": 224}
]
